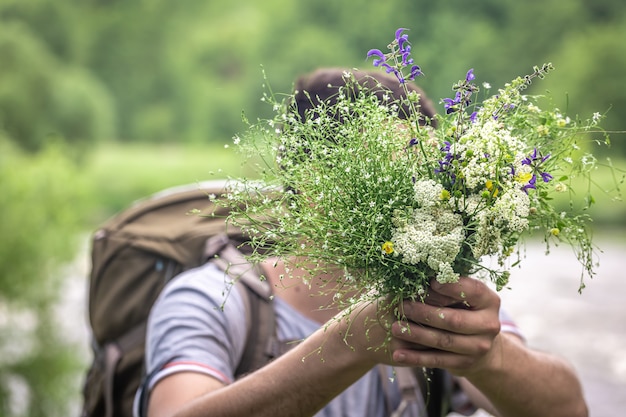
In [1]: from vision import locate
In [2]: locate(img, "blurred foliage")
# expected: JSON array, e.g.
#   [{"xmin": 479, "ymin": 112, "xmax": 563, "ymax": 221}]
[
  {"xmin": 0, "ymin": 0, "xmax": 624, "ymax": 153},
  {"xmin": 84, "ymin": 142, "xmax": 261, "ymax": 219},
  {"xmin": 0, "ymin": 19, "xmax": 115, "ymax": 155},
  {"xmin": 0, "ymin": 136, "xmax": 89, "ymax": 416}
]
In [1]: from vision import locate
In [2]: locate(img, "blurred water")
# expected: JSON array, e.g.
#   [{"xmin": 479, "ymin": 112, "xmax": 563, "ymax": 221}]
[
  {"xmin": 61, "ymin": 234, "xmax": 626, "ymax": 416},
  {"xmin": 498, "ymin": 234, "xmax": 626, "ymax": 417}
]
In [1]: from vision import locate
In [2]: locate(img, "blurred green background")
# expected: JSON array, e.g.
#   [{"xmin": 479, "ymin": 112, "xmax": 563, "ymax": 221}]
[{"xmin": 1, "ymin": 0, "xmax": 625, "ymax": 415}]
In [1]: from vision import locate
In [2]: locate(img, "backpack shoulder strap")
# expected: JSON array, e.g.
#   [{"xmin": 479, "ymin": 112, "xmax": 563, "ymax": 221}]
[
  {"xmin": 135, "ymin": 235, "xmax": 279, "ymax": 417},
  {"xmin": 204, "ymin": 234, "xmax": 280, "ymax": 376},
  {"xmin": 232, "ymin": 275, "xmax": 277, "ymax": 376}
]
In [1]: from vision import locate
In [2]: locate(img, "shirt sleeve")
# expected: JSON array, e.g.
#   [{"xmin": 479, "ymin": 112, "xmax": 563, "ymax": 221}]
[
  {"xmin": 143, "ymin": 262, "xmax": 248, "ymax": 390},
  {"xmin": 499, "ymin": 308, "xmax": 524, "ymax": 341}
]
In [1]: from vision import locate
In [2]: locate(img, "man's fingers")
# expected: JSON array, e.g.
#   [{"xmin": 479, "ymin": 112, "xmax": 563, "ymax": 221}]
[
  {"xmin": 391, "ymin": 321, "xmax": 495, "ymax": 355},
  {"xmin": 397, "ymin": 300, "xmax": 501, "ymax": 337},
  {"xmin": 428, "ymin": 277, "xmax": 499, "ymax": 310},
  {"xmin": 392, "ymin": 347, "xmax": 480, "ymax": 371}
]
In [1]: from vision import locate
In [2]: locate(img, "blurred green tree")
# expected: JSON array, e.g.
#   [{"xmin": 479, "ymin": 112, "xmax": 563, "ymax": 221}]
[
  {"xmin": 0, "ymin": 137, "xmax": 90, "ymax": 417},
  {"xmin": 547, "ymin": 19, "xmax": 626, "ymax": 140},
  {"xmin": 2, "ymin": 0, "xmax": 625, "ymax": 152},
  {"xmin": 0, "ymin": 21, "xmax": 115, "ymax": 155}
]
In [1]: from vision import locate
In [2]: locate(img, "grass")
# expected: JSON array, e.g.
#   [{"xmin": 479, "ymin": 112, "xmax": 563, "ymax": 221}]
[{"xmin": 84, "ymin": 142, "xmax": 259, "ymax": 221}]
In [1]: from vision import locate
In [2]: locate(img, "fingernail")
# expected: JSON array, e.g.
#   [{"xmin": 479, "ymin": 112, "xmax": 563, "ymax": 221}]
[{"xmin": 430, "ymin": 280, "xmax": 442, "ymax": 290}]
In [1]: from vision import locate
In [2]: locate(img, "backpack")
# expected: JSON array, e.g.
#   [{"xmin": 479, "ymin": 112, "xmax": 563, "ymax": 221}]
[
  {"xmin": 80, "ymin": 180, "xmax": 454, "ymax": 417},
  {"xmin": 80, "ymin": 180, "xmax": 278, "ymax": 417}
]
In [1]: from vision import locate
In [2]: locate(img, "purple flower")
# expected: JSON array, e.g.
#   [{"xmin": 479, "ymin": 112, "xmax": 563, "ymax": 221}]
[
  {"xmin": 408, "ymin": 65, "xmax": 423, "ymax": 80},
  {"xmin": 540, "ymin": 172, "xmax": 553, "ymax": 183},
  {"xmin": 366, "ymin": 49, "xmax": 386, "ymax": 67},
  {"xmin": 518, "ymin": 148, "xmax": 553, "ymax": 193},
  {"xmin": 442, "ymin": 93, "xmax": 460, "ymax": 114},
  {"xmin": 442, "ymin": 91, "xmax": 471, "ymax": 114},
  {"xmin": 367, "ymin": 28, "xmax": 423, "ymax": 84},
  {"xmin": 395, "ymin": 28, "xmax": 409, "ymax": 48},
  {"xmin": 522, "ymin": 175, "xmax": 537, "ymax": 193},
  {"xmin": 435, "ymin": 140, "xmax": 462, "ymax": 186},
  {"xmin": 401, "ymin": 50, "xmax": 413, "ymax": 66},
  {"xmin": 368, "ymin": 48, "xmax": 403, "ymax": 82},
  {"xmin": 442, "ymin": 68, "xmax": 478, "ymax": 115},
  {"xmin": 522, "ymin": 148, "xmax": 551, "ymax": 166},
  {"xmin": 396, "ymin": 29, "xmax": 413, "ymax": 65},
  {"xmin": 442, "ymin": 97, "xmax": 456, "ymax": 113}
]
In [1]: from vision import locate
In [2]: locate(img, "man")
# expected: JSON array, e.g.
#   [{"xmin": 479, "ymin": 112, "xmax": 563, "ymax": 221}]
[{"xmin": 136, "ymin": 68, "xmax": 588, "ymax": 417}]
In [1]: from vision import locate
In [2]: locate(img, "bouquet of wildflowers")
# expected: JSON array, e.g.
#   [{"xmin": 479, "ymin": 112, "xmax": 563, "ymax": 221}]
[{"xmin": 220, "ymin": 28, "xmax": 620, "ymax": 305}]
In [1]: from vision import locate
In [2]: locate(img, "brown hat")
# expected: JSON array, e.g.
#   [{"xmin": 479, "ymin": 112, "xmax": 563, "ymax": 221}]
[{"xmin": 292, "ymin": 67, "xmax": 437, "ymax": 127}]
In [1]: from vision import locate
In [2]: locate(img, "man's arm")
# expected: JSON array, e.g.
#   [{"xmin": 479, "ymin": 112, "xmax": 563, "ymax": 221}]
[
  {"xmin": 391, "ymin": 277, "xmax": 588, "ymax": 417},
  {"xmin": 147, "ymin": 275, "xmax": 588, "ymax": 417},
  {"xmin": 147, "ymin": 300, "xmax": 392, "ymax": 417},
  {"xmin": 466, "ymin": 332, "xmax": 586, "ymax": 417}
]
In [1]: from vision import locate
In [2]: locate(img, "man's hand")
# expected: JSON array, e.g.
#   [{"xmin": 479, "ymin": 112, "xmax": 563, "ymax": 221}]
[
  {"xmin": 388, "ymin": 276, "xmax": 502, "ymax": 375},
  {"xmin": 380, "ymin": 277, "xmax": 587, "ymax": 417}
]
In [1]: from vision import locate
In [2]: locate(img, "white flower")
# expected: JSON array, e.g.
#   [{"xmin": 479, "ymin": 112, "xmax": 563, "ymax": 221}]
[
  {"xmin": 471, "ymin": 188, "xmax": 529, "ymax": 259},
  {"xmin": 581, "ymin": 154, "xmax": 597, "ymax": 168},
  {"xmin": 527, "ymin": 104, "xmax": 541, "ymax": 113},
  {"xmin": 493, "ymin": 188, "xmax": 530, "ymax": 232},
  {"xmin": 554, "ymin": 183, "xmax": 567, "ymax": 193},
  {"xmin": 391, "ymin": 206, "xmax": 464, "ymax": 283},
  {"xmin": 413, "ymin": 179, "xmax": 444, "ymax": 207}
]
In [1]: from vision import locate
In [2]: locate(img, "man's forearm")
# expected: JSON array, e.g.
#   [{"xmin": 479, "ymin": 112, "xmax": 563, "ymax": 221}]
[
  {"xmin": 172, "ymin": 317, "xmax": 377, "ymax": 417},
  {"xmin": 465, "ymin": 334, "xmax": 588, "ymax": 417}
]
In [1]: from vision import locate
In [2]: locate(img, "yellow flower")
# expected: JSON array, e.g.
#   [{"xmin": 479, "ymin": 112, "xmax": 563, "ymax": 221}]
[
  {"xmin": 550, "ymin": 228, "xmax": 560, "ymax": 236},
  {"xmin": 439, "ymin": 189, "xmax": 451, "ymax": 201},
  {"xmin": 515, "ymin": 172, "xmax": 533, "ymax": 184},
  {"xmin": 485, "ymin": 180, "xmax": 499, "ymax": 197},
  {"xmin": 536, "ymin": 125, "xmax": 549, "ymax": 136},
  {"xmin": 381, "ymin": 241, "xmax": 394, "ymax": 255},
  {"xmin": 556, "ymin": 114, "xmax": 570, "ymax": 127}
]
